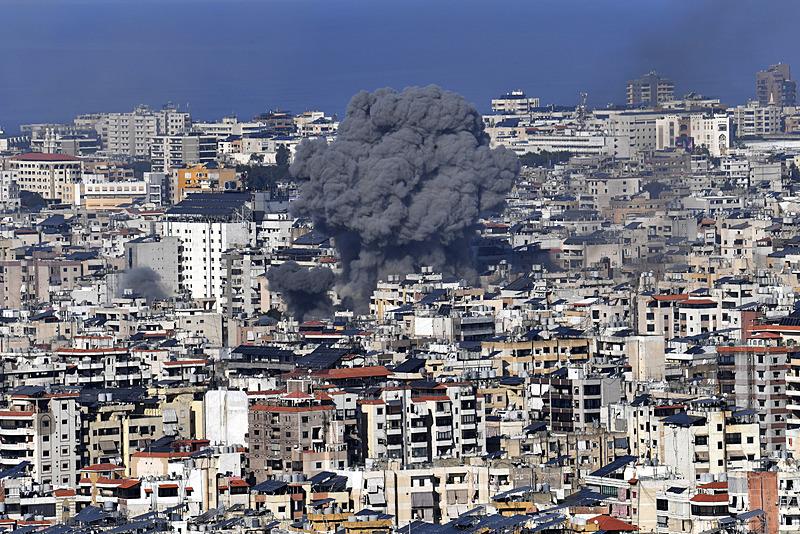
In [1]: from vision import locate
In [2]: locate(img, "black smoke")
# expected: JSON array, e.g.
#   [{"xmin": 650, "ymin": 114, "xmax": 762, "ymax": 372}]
[
  {"xmin": 266, "ymin": 261, "xmax": 335, "ymax": 320},
  {"xmin": 118, "ymin": 267, "xmax": 167, "ymax": 302},
  {"xmin": 291, "ymin": 85, "xmax": 519, "ymax": 309}
]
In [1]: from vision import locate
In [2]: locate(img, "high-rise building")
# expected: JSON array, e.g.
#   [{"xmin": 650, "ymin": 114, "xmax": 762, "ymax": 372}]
[
  {"xmin": 91, "ymin": 105, "xmax": 191, "ymax": 158},
  {"xmin": 756, "ymin": 63, "xmax": 796, "ymax": 106},
  {"xmin": 164, "ymin": 192, "xmax": 253, "ymax": 306},
  {"xmin": 626, "ymin": 71, "xmax": 675, "ymax": 106},
  {"xmin": 150, "ymin": 133, "xmax": 217, "ymax": 173}
]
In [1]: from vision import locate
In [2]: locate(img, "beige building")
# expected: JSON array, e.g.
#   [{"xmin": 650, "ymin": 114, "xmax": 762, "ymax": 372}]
[{"xmin": 10, "ymin": 152, "xmax": 82, "ymax": 202}]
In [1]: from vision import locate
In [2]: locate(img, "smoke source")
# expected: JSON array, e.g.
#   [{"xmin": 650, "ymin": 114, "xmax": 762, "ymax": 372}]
[
  {"xmin": 118, "ymin": 267, "xmax": 167, "ymax": 302},
  {"xmin": 267, "ymin": 261, "xmax": 335, "ymax": 320},
  {"xmin": 291, "ymin": 85, "xmax": 519, "ymax": 309}
]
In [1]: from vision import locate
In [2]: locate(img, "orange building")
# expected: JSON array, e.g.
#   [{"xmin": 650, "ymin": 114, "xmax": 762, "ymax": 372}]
[{"xmin": 172, "ymin": 163, "xmax": 240, "ymax": 203}]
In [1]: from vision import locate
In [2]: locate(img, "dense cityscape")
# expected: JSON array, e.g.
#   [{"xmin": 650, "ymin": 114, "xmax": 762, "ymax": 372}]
[{"xmin": 0, "ymin": 61, "xmax": 800, "ymax": 534}]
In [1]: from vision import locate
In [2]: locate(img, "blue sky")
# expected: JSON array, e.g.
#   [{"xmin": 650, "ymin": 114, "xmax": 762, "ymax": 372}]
[{"xmin": 1, "ymin": 0, "xmax": 798, "ymax": 130}]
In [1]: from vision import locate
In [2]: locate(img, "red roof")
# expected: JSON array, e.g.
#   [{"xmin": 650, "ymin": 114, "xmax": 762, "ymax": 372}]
[
  {"xmin": 229, "ymin": 478, "xmax": 250, "ymax": 487},
  {"xmin": 159, "ymin": 483, "xmax": 178, "ymax": 489},
  {"xmin": 691, "ymin": 493, "xmax": 729, "ymax": 503},
  {"xmin": 82, "ymin": 463, "xmax": 123, "ymax": 472},
  {"xmin": 751, "ymin": 332, "xmax": 781, "ymax": 339},
  {"xmin": 0, "ymin": 410, "xmax": 34, "ymax": 418},
  {"xmin": 590, "ymin": 515, "xmax": 638, "ymax": 532},
  {"xmin": 53, "ymin": 489, "xmax": 76, "ymax": 497},
  {"xmin": 315, "ymin": 366, "xmax": 390, "ymax": 380},
  {"xmin": 283, "ymin": 391, "xmax": 313, "ymax": 400},
  {"xmin": 698, "ymin": 481, "xmax": 728, "ymax": 490},
  {"xmin": 12, "ymin": 152, "xmax": 80, "ymax": 162}
]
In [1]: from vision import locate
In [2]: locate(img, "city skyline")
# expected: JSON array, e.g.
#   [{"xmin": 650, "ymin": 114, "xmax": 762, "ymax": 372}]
[{"xmin": 2, "ymin": 0, "xmax": 800, "ymax": 130}]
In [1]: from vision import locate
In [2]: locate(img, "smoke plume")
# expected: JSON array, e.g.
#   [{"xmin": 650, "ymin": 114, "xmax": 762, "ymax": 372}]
[
  {"xmin": 118, "ymin": 267, "xmax": 167, "ymax": 302},
  {"xmin": 291, "ymin": 85, "xmax": 519, "ymax": 309},
  {"xmin": 267, "ymin": 261, "xmax": 335, "ymax": 320}
]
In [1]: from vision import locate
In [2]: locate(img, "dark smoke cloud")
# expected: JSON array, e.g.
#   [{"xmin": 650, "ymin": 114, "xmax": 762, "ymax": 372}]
[
  {"xmin": 267, "ymin": 261, "xmax": 335, "ymax": 320},
  {"xmin": 118, "ymin": 267, "xmax": 167, "ymax": 302},
  {"xmin": 291, "ymin": 85, "xmax": 519, "ymax": 309}
]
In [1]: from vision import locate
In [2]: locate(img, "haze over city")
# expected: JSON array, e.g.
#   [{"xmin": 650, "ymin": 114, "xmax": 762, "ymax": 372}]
[
  {"xmin": 5, "ymin": 2, "xmax": 800, "ymax": 534},
  {"xmin": 2, "ymin": 0, "xmax": 800, "ymax": 130}
]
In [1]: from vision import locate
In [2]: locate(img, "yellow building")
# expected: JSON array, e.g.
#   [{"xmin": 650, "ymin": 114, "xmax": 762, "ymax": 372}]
[{"xmin": 172, "ymin": 163, "xmax": 240, "ymax": 203}]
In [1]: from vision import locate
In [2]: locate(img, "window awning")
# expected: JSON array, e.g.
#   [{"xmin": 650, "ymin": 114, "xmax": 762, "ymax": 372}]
[
  {"xmin": 99, "ymin": 440, "xmax": 118, "ymax": 452},
  {"xmin": 411, "ymin": 492, "xmax": 435, "ymax": 508},
  {"xmin": 367, "ymin": 492, "xmax": 386, "ymax": 506}
]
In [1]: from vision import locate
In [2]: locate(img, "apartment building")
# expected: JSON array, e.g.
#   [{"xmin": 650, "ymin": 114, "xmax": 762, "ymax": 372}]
[
  {"xmin": 756, "ymin": 63, "xmax": 796, "ymax": 106},
  {"xmin": 717, "ymin": 344, "xmax": 790, "ymax": 455},
  {"xmin": 491, "ymin": 91, "xmax": 540, "ymax": 114},
  {"xmin": 730, "ymin": 101, "xmax": 782, "ymax": 137},
  {"xmin": 659, "ymin": 400, "xmax": 761, "ymax": 482},
  {"xmin": 247, "ymin": 389, "xmax": 347, "ymax": 479},
  {"xmin": 92, "ymin": 105, "xmax": 190, "ymax": 158},
  {"xmin": 360, "ymin": 383, "xmax": 485, "ymax": 466},
  {"xmin": 164, "ymin": 193, "xmax": 253, "ymax": 305},
  {"xmin": 0, "ymin": 389, "xmax": 81, "ymax": 486},
  {"xmin": 9, "ymin": 153, "xmax": 82, "ymax": 202},
  {"xmin": 626, "ymin": 71, "xmax": 675, "ymax": 106},
  {"xmin": 170, "ymin": 163, "xmax": 239, "ymax": 203},
  {"xmin": 150, "ymin": 133, "xmax": 216, "ymax": 173}
]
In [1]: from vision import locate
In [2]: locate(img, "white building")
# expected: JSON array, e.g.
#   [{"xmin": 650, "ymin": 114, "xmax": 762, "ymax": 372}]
[
  {"xmin": 689, "ymin": 114, "xmax": 730, "ymax": 157},
  {"xmin": 164, "ymin": 192, "xmax": 253, "ymax": 307},
  {"xmin": 9, "ymin": 152, "xmax": 82, "ymax": 202},
  {"xmin": 150, "ymin": 133, "xmax": 217, "ymax": 173},
  {"xmin": 193, "ymin": 116, "xmax": 267, "ymax": 139},
  {"xmin": 730, "ymin": 100, "xmax": 782, "ymax": 137},
  {"xmin": 204, "ymin": 389, "xmax": 248, "ymax": 446},
  {"xmin": 91, "ymin": 105, "xmax": 191, "ymax": 157},
  {"xmin": 491, "ymin": 91, "xmax": 540, "ymax": 114}
]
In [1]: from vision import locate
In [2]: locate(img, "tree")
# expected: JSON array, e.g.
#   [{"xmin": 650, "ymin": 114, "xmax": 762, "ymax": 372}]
[
  {"xmin": 239, "ymin": 145, "xmax": 293, "ymax": 191},
  {"xmin": 276, "ymin": 144, "xmax": 290, "ymax": 168}
]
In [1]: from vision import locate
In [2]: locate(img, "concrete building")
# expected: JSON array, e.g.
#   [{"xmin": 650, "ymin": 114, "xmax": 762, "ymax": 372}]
[
  {"xmin": 30, "ymin": 130, "xmax": 100, "ymax": 157},
  {"xmin": 164, "ymin": 192, "xmax": 253, "ymax": 306},
  {"xmin": 491, "ymin": 91, "xmax": 540, "ymax": 114},
  {"xmin": 247, "ymin": 387, "xmax": 347, "ymax": 478},
  {"xmin": 192, "ymin": 116, "xmax": 267, "ymax": 139},
  {"xmin": 0, "ymin": 390, "xmax": 81, "ymax": 486},
  {"xmin": 170, "ymin": 163, "xmax": 239, "ymax": 203},
  {"xmin": 92, "ymin": 105, "xmax": 190, "ymax": 158},
  {"xmin": 9, "ymin": 153, "xmax": 82, "ymax": 202},
  {"xmin": 717, "ymin": 344, "xmax": 791, "ymax": 455},
  {"xmin": 731, "ymin": 101, "xmax": 782, "ymax": 137},
  {"xmin": 756, "ymin": 63, "xmax": 796, "ymax": 106},
  {"xmin": 74, "ymin": 175, "xmax": 162, "ymax": 210},
  {"xmin": 204, "ymin": 389, "xmax": 248, "ymax": 447},
  {"xmin": 123, "ymin": 235, "xmax": 180, "ymax": 296},
  {"xmin": 150, "ymin": 133, "xmax": 216, "ymax": 173},
  {"xmin": 626, "ymin": 71, "xmax": 675, "ymax": 106}
]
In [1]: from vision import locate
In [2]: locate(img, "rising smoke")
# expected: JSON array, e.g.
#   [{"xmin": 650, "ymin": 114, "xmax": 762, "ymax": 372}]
[
  {"xmin": 117, "ymin": 267, "xmax": 167, "ymax": 302},
  {"xmin": 266, "ymin": 261, "xmax": 335, "ymax": 320},
  {"xmin": 291, "ymin": 85, "xmax": 519, "ymax": 310}
]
